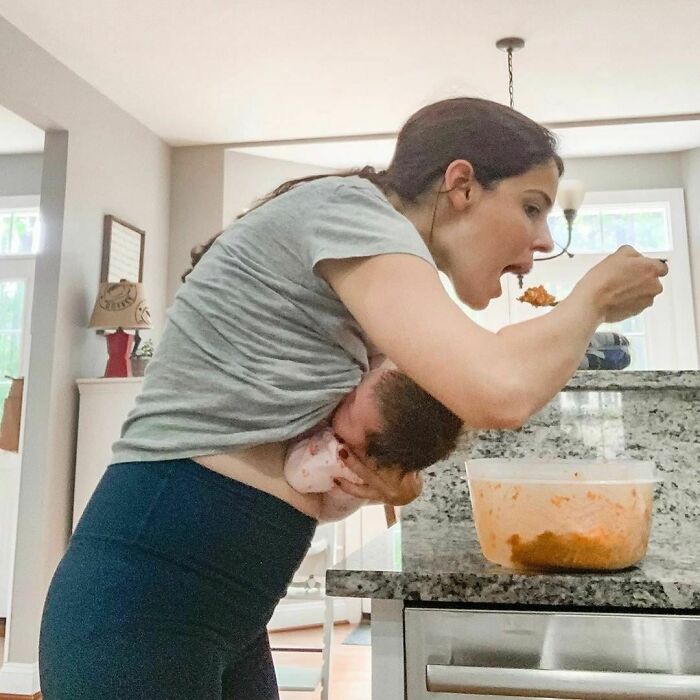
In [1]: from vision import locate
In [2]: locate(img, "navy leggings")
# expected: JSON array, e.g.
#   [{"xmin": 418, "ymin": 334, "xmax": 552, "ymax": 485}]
[{"xmin": 39, "ymin": 459, "xmax": 317, "ymax": 699}]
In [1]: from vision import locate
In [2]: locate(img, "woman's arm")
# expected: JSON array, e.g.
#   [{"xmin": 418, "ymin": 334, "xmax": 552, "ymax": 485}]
[{"xmin": 317, "ymin": 247, "xmax": 665, "ymax": 429}]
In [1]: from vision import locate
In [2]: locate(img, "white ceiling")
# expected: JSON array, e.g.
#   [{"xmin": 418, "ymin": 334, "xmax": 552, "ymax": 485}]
[
  {"xmin": 1, "ymin": 0, "xmax": 700, "ymax": 160},
  {"xmin": 0, "ymin": 104, "xmax": 44, "ymax": 154},
  {"xmin": 231, "ymin": 119, "xmax": 700, "ymax": 169}
]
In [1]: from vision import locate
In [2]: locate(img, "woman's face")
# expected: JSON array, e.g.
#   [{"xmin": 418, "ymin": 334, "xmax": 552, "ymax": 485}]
[{"xmin": 435, "ymin": 160, "xmax": 559, "ymax": 310}]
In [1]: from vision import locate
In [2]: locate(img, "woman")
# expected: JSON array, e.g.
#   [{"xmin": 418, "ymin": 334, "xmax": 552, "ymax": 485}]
[{"xmin": 39, "ymin": 97, "xmax": 666, "ymax": 699}]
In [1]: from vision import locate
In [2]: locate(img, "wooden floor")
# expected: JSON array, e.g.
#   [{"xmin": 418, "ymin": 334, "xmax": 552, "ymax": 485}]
[
  {"xmin": 0, "ymin": 623, "xmax": 369, "ymax": 700},
  {"xmin": 272, "ymin": 623, "xmax": 371, "ymax": 700}
]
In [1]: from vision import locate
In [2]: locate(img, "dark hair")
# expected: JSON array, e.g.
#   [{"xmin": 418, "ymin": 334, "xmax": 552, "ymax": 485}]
[
  {"xmin": 182, "ymin": 97, "xmax": 563, "ymax": 281},
  {"xmin": 365, "ymin": 370, "xmax": 464, "ymax": 471}
]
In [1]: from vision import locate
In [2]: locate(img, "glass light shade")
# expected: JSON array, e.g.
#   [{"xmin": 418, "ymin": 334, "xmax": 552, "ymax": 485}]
[
  {"xmin": 89, "ymin": 280, "xmax": 151, "ymax": 330},
  {"xmin": 556, "ymin": 179, "xmax": 586, "ymax": 212}
]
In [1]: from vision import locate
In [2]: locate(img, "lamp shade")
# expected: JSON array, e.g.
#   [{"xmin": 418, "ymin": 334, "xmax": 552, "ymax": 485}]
[
  {"xmin": 556, "ymin": 179, "xmax": 586, "ymax": 212},
  {"xmin": 89, "ymin": 280, "xmax": 151, "ymax": 331}
]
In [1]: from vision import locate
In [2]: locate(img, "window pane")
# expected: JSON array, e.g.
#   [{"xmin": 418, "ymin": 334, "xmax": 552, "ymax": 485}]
[
  {"xmin": 573, "ymin": 212, "xmax": 603, "ymax": 253},
  {"xmin": 0, "ymin": 279, "xmax": 27, "ymax": 420},
  {"xmin": 601, "ymin": 212, "xmax": 634, "ymax": 250},
  {"xmin": 625, "ymin": 335, "xmax": 648, "ymax": 370},
  {"xmin": 9, "ymin": 213, "xmax": 39, "ymax": 254},
  {"xmin": 0, "ymin": 282, "xmax": 25, "ymax": 331},
  {"xmin": 548, "ymin": 214, "xmax": 568, "ymax": 249},
  {"xmin": 0, "ymin": 214, "xmax": 12, "ymax": 252},
  {"xmin": 601, "ymin": 312, "xmax": 645, "ymax": 335},
  {"xmin": 548, "ymin": 211, "xmax": 603, "ymax": 254},
  {"xmin": 549, "ymin": 205, "xmax": 670, "ymax": 255},
  {"xmin": 601, "ymin": 208, "xmax": 669, "ymax": 253},
  {"xmin": 0, "ymin": 331, "xmax": 22, "ymax": 379},
  {"xmin": 0, "ymin": 330, "xmax": 21, "ymax": 420},
  {"xmin": 630, "ymin": 210, "xmax": 669, "ymax": 251},
  {"xmin": 0, "ymin": 209, "xmax": 40, "ymax": 255}
]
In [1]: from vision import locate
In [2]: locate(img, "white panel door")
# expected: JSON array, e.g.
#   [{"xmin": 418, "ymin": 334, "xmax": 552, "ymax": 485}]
[{"xmin": 0, "ymin": 256, "xmax": 34, "ymax": 620}]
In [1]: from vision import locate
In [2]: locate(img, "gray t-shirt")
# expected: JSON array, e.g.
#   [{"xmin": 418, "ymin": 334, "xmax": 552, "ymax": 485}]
[{"xmin": 111, "ymin": 176, "xmax": 436, "ymax": 463}]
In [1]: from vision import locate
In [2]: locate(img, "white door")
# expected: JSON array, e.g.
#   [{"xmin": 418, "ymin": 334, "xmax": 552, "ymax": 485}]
[{"xmin": 0, "ymin": 256, "xmax": 35, "ymax": 620}]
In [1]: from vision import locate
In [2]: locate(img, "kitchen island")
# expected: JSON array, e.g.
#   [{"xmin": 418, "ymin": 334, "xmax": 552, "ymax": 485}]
[{"xmin": 326, "ymin": 370, "xmax": 700, "ymax": 699}]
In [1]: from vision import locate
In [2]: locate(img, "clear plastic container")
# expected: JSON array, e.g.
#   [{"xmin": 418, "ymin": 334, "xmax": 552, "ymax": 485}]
[{"xmin": 465, "ymin": 459, "xmax": 660, "ymax": 572}]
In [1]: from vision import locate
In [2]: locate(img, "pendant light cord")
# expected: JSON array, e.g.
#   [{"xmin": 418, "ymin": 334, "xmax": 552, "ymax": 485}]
[{"xmin": 507, "ymin": 48, "xmax": 515, "ymax": 109}]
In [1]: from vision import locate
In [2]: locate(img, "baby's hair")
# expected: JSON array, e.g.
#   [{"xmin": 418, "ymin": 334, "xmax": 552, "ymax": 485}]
[{"xmin": 365, "ymin": 370, "xmax": 465, "ymax": 471}]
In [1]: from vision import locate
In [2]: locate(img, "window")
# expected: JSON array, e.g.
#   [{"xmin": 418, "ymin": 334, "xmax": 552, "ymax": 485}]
[
  {"xmin": 0, "ymin": 196, "xmax": 39, "ymax": 404},
  {"xmin": 548, "ymin": 202, "xmax": 671, "ymax": 254},
  {"xmin": 0, "ymin": 280, "xmax": 27, "ymax": 403},
  {"xmin": 0, "ymin": 196, "xmax": 41, "ymax": 255},
  {"xmin": 0, "ymin": 209, "xmax": 40, "ymax": 255}
]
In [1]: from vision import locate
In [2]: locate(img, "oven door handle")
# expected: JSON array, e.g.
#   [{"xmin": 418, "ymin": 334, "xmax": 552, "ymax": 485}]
[{"xmin": 426, "ymin": 664, "xmax": 700, "ymax": 699}]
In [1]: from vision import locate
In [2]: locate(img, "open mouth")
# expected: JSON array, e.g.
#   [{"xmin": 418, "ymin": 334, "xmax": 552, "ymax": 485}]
[{"xmin": 502, "ymin": 264, "xmax": 532, "ymax": 276}]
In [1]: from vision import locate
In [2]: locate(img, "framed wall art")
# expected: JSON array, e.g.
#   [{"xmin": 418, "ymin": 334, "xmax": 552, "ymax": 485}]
[{"xmin": 101, "ymin": 215, "xmax": 145, "ymax": 283}]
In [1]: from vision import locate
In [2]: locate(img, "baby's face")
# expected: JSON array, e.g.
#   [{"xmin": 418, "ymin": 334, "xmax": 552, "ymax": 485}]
[{"xmin": 331, "ymin": 369, "xmax": 386, "ymax": 458}]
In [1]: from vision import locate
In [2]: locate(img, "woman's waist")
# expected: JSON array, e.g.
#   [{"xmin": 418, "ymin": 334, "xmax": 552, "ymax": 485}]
[
  {"xmin": 71, "ymin": 458, "xmax": 317, "ymax": 595},
  {"xmin": 193, "ymin": 442, "xmax": 322, "ymax": 520}
]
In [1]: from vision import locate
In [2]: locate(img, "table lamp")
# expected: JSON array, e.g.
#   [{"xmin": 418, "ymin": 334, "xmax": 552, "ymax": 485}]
[{"xmin": 89, "ymin": 280, "xmax": 151, "ymax": 377}]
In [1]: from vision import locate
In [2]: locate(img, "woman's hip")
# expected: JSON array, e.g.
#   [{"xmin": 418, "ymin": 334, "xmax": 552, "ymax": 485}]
[{"xmin": 56, "ymin": 459, "xmax": 317, "ymax": 630}]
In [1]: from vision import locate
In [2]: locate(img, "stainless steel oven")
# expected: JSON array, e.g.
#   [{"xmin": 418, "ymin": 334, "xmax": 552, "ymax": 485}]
[{"xmin": 405, "ymin": 608, "xmax": 700, "ymax": 699}]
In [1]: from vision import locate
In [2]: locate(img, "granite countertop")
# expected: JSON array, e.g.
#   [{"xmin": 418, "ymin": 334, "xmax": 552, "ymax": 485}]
[
  {"xmin": 565, "ymin": 369, "xmax": 700, "ymax": 391},
  {"xmin": 325, "ymin": 370, "xmax": 700, "ymax": 610},
  {"xmin": 327, "ymin": 518, "xmax": 700, "ymax": 610}
]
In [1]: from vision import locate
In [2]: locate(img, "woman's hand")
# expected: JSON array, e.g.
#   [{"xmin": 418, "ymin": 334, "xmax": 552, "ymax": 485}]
[
  {"xmin": 575, "ymin": 245, "xmax": 668, "ymax": 324},
  {"xmin": 333, "ymin": 447, "xmax": 423, "ymax": 506}
]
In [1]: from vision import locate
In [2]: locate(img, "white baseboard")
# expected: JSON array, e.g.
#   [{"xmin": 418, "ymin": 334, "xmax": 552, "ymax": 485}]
[
  {"xmin": 0, "ymin": 661, "xmax": 40, "ymax": 695},
  {"xmin": 268, "ymin": 599, "xmax": 347, "ymax": 632}
]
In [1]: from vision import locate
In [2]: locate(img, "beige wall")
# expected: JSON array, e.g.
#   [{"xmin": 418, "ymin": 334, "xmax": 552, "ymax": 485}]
[
  {"xmin": 563, "ymin": 151, "xmax": 684, "ymax": 190},
  {"xmin": 0, "ymin": 153, "xmax": 43, "ymax": 196},
  {"xmin": 222, "ymin": 150, "xmax": 334, "ymax": 225},
  {"xmin": 0, "ymin": 16, "xmax": 171, "ymax": 666},
  {"xmin": 167, "ymin": 146, "xmax": 225, "ymax": 302},
  {"xmin": 166, "ymin": 148, "xmax": 333, "ymax": 302}
]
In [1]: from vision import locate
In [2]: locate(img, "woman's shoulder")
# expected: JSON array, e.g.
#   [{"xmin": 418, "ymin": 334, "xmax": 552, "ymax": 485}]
[{"xmin": 292, "ymin": 175, "xmax": 392, "ymax": 208}]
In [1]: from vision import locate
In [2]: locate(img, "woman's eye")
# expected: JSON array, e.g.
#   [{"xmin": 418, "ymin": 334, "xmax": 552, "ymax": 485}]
[{"xmin": 525, "ymin": 204, "xmax": 541, "ymax": 219}]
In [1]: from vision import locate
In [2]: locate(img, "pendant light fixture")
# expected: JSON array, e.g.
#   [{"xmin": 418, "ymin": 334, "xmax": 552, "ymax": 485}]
[{"xmin": 496, "ymin": 38, "xmax": 584, "ymax": 289}]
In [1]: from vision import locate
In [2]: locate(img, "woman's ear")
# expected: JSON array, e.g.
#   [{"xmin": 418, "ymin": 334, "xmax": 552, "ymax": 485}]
[{"xmin": 443, "ymin": 160, "xmax": 478, "ymax": 212}]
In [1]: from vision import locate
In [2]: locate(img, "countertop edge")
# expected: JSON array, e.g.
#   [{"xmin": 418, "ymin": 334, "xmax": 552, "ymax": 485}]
[
  {"xmin": 326, "ymin": 569, "xmax": 700, "ymax": 610},
  {"xmin": 565, "ymin": 370, "xmax": 700, "ymax": 391}
]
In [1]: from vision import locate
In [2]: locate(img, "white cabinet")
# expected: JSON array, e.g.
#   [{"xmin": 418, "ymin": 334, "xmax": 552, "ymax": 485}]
[{"xmin": 73, "ymin": 378, "xmax": 142, "ymax": 529}]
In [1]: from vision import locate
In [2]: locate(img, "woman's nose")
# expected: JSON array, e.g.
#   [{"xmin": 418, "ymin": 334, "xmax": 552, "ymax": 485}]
[{"xmin": 534, "ymin": 224, "xmax": 556, "ymax": 254}]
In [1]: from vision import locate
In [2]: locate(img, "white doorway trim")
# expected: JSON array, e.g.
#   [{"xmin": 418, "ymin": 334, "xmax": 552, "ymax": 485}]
[{"xmin": 0, "ymin": 661, "xmax": 40, "ymax": 695}]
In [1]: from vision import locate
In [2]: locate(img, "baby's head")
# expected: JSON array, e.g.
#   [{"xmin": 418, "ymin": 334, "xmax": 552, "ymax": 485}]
[{"xmin": 331, "ymin": 368, "xmax": 464, "ymax": 471}]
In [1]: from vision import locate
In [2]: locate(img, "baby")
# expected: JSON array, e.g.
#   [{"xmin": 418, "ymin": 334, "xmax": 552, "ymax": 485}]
[{"xmin": 284, "ymin": 361, "xmax": 464, "ymax": 521}]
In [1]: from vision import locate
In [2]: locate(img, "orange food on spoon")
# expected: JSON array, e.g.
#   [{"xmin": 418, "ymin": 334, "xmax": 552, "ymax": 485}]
[{"xmin": 517, "ymin": 285, "xmax": 557, "ymax": 307}]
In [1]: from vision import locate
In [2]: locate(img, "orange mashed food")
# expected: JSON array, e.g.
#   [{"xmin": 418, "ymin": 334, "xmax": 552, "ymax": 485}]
[
  {"xmin": 517, "ymin": 285, "xmax": 557, "ymax": 307},
  {"xmin": 507, "ymin": 530, "xmax": 643, "ymax": 571}
]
